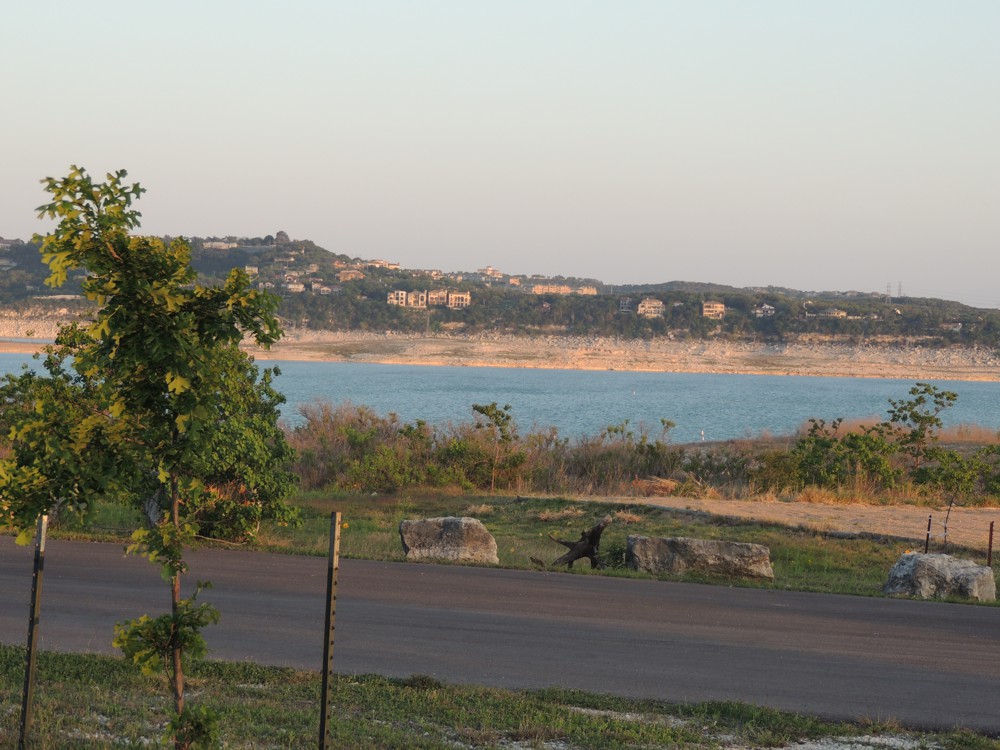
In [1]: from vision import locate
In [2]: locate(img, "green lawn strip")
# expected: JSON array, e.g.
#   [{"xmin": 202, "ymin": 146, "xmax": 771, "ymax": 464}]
[
  {"xmin": 262, "ymin": 493, "xmax": 994, "ymax": 598},
  {"xmin": 10, "ymin": 491, "xmax": 997, "ymax": 600},
  {"xmin": 3, "ymin": 645, "xmax": 994, "ymax": 749}
]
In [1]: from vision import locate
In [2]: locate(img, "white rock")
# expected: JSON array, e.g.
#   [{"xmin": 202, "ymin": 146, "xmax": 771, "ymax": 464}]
[
  {"xmin": 399, "ymin": 516, "xmax": 499, "ymax": 565},
  {"xmin": 626, "ymin": 536, "xmax": 774, "ymax": 580},
  {"xmin": 882, "ymin": 552, "xmax": 995, "ymax": 601}
]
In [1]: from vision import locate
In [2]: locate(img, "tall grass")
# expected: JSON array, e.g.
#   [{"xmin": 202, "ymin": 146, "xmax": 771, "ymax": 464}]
[
  {"xmin": 282, "ymin": 399, "xmax": 1000, "ymax": 507},
  {"xmin": 287, "ymin": 401, "xmax": 688, "ymax": 497}
]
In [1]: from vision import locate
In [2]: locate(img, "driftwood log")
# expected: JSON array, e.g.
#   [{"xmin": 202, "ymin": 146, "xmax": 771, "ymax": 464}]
[{"xmin": 531, "ymin": 514, "xmax": 613, "ymax": 569}]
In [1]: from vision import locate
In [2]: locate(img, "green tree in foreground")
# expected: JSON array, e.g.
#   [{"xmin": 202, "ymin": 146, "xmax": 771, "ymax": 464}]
[
  {"xmin": 472, "ymin": 402, "xmax": 526, "ymax": 492},
  {"xmin": 1, "ymin": 166, "xmax": 283, "ymax": 748}
]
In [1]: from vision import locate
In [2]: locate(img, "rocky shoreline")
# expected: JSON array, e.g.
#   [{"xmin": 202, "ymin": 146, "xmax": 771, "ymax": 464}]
[
  {"xmin": 2, "ymin": 315, "xmax": 1000, "ymax": 381},
  {"xmin": 245, "ymin": 329, "xmax": 1000, "ymax": 381}
]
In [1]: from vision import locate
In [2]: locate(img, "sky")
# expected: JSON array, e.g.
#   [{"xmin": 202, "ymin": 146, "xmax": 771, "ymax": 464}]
[{"xmin": 2, "ymin": 2, "xmax": 998, "ymax": 307}]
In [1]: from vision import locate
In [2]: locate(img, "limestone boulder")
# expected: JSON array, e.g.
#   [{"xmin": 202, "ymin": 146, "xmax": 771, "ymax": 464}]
[
  {"xmin": 626, "ymin": 535, "xmax": 774, "ymax": 580},
  {"xmin": 399, "ymin": 516, "xmax": 499, "ymax": 565},
  {"xmin": 882, "ymin": 552, "xmax": 995, "ymax": 601}
]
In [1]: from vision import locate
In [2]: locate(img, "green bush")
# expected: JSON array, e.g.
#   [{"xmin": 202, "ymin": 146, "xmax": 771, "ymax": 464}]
[{"xmin": 282, "ymin": 383, "xmax": 1000, "ymax": 505}]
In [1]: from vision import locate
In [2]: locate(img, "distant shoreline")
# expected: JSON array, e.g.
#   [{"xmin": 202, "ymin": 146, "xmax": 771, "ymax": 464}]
[
  {"xmin": 251, "ymin": 330, "xmax": 1000, "ymax": 382},
  {"xmin": 3, "ymin": 329, "xmax": 1000, "ymax": 381}
]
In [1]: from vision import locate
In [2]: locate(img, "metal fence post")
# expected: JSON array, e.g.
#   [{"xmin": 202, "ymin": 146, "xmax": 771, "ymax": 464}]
[
  {"xmin": 319, "ymin": 511, "xmax": 342, "ymax": 750},
  {"xmin": 988, "ymin": 521, "xmax": 994, "ymax": 568},
  {"xmin": 19, "ymin": 514, "xmax": 48, "ymax": 750},
  {"xmin": 924, "ymin": 514, "xmax": 932, "ymax": 554}
]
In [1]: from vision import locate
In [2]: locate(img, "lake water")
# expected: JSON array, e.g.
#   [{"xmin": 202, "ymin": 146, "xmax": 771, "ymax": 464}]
[{"xmin": 3, "ymin": 352, "xmax": 998, "ymax": 443}]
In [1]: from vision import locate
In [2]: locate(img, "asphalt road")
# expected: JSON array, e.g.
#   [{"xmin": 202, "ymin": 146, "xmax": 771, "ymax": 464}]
[{"xmin": 2, "ymin": 537, "xmax": 998, "ymax": 732}]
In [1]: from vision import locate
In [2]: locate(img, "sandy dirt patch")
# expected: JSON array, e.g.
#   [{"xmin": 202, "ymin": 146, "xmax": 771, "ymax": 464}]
[{"xmin": 593, "ymin": 495, "xmax": 1000, "ymax": 552}]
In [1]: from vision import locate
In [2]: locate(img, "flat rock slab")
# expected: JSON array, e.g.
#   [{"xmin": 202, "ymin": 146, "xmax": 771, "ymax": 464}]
[
  {"xmin": 627, "ymin": 535, "xmax": 774, "ymax": 580},
  {"xmin": 883, "ymin": 552, "xmax": 996, "ymax": 601},
  {"xmin": 399, "ymin": 516, "xmax": 499, "ymax": 565}
]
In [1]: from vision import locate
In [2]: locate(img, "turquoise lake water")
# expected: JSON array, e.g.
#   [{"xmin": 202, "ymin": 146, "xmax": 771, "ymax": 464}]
[{"xmin": 3, "ymin": 352, "xmax": 998, "ymax": 442}]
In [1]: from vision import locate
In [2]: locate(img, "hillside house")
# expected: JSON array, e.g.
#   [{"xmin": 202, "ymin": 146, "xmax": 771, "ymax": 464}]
[
  {"xmin": 387, "ymin": 290, "xmax": 428, "ymax": 308},
  {"xmin": 338, "ymin": 269, "xmax": 365, "ymax": 282},
  {"xmin": 753, "ymin": 304, "xmax": 775, "ymax": 318},
  {"xmin": 447, "ymin": 291, "xmax": 471, "ymax": 308},
  {"xmin": 532, "ymin": 284, "xmax": 573, "ymax": 295},
  {"xmin": 818, "ymin": 308, "xmax": 847, "ymax": 318},
  {"xmin": 637, "ymin": 298, "xmax": 665, "ymax": 318},
  {"xmin": 427, "ymin": 289, "xmax": 449, "ymax": 306},
  {"xmin": 702, "ymin": 301, "xmax": 726, "ymax": 319}
]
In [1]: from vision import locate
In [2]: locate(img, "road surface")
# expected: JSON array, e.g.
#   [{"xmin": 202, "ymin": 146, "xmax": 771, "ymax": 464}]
[{"xmin": 2, "ymin": 536, "xmax": 998, "ymax": 732}]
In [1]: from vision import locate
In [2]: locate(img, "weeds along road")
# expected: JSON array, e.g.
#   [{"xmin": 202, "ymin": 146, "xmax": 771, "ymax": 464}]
[{"xmin": 2, "ymin": 536, "xmax": 998, "ymax": 733}]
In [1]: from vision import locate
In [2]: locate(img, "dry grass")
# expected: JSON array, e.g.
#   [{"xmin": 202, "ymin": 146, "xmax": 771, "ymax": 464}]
[
  {"xmin": 793, "ymin": 418, "xmax": 1000, "ymax": 446},
  {"xmin": 613, "ymin": 510, "xmax": 644, "ymax": 524},
  {"xmin": 465, "ymin": 503, "xmax": 495, "ymax": 516},
  {"xmin": 792, "ymin": 416, "xmax": 881, "ymax": 437},
  {"xmin": 939, "ymin": 424, "xmax": 1000, "ymax": 444},
  {"xmin": 795, "ymin": 486, "xmax": 846, "ymax": 504},
  {"xmin": 730, "ymin": 485, "xmax": 798, "ymax": 503},
  {"xmin": 787, "ymin": 484, "xmax": 946, "ymax": 508},
  {"xmin": 633, "ymin": 477, "xmax": 680, "ymax": 496},
  {"xmin": 537, "ymin": 507, "xmax": 586, "ymax": 521}
]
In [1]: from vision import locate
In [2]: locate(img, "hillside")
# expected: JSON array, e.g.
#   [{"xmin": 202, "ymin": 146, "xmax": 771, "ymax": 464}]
[{"xmin": 2, "ymin": 235, "xmax": 999, "ymax": 349}]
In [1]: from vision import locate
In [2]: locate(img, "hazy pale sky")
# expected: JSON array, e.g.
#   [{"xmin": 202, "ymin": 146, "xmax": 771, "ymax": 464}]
[{"xmin": 3, "ymin": 2, "xmax": 998, "ymax": 306}]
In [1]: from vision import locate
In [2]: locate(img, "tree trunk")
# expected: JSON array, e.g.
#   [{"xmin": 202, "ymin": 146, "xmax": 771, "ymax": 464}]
[
  {"xmin": 170, "ymin": 477, "xmax": 185, "ymax": 722},
  {"xmin": 532, "ymin": 515, "xmax": 613, "ymax": 569}
]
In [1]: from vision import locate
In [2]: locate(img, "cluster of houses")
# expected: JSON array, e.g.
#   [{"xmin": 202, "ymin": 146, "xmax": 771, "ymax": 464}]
[
  {"xmin": 127, "ymin": 240, "xmax": 903, "ymax": 325},
  {"xmin": 245, "ymin": 246, "xmax": 400, "ymax": 295},
  {"xmin": 251, "ymin": 258, "xmax": 338, "ymax": 295},
  {"xmin": 530, "ymin": 284, "xmax": 598, "ymax": 295},
  {"xmin": 623, "ymin": 298, "xmax": 863, "ymax": 321},
  {"xmin": 387, "ymin": 289, "xmax": 472, "ymax": 309},
  {"xmin": 623, "ymin": 298, "xmax": 731, "ymax": 319}
]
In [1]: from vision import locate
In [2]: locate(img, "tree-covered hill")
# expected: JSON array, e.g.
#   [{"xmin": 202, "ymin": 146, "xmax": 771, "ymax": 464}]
[{"xmin": 4, "ymin": 235, "xmax": 1000, "ymax": 347}]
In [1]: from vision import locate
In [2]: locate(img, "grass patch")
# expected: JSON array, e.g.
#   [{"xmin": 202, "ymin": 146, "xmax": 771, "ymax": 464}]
[
  {"xmin": 2, "ymin": 645, "xmax": 996, "ymax": 749},
  {"xmin": 15, "ymin": 491, "xmax": 997, "ymax": 600},
  {"xmin": 257, "ymin": 492, "xmax": 996, "ymax": 598}
]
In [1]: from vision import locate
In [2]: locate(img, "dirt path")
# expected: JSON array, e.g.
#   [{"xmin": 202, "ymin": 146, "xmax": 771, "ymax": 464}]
[{"xmin": 594, "ymin": 496, "xmax": 1000, "ymax": 552}]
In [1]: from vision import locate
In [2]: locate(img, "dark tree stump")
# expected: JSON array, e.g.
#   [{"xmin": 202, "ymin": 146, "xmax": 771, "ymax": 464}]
[{"xmin": 532, "ymin": 514, "xmax": 613, "ymax": 569}]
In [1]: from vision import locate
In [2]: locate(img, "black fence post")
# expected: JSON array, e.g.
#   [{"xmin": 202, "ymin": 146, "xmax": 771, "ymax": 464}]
[
  {"xmin": 319, "ymin": 511, "xmax": 342, "ymax": 750},
  {"xmin": 19, "ymin": 514, "xmax": 48, "ymax": 750}
]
